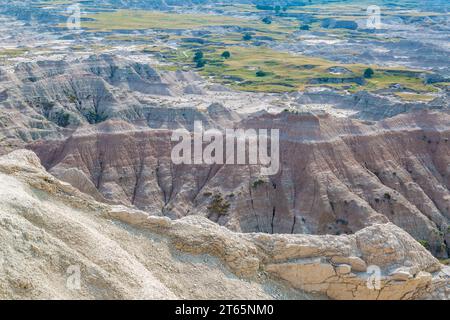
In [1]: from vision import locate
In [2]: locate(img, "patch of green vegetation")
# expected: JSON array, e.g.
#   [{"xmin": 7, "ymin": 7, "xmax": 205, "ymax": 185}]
[
  {"xmin": 82, "ymin": 10, "xmax": 297, "ymax": 34},
  {"xmin": 395, "ymin": 92, "xmax": 436, "ymax": 102},
  {"xmin": 166, "ymin": 45, "xmax": 438, "ymax": 94},
  {"xmin": 363, "ymin": 68, "xmax": 374, "ymax": 79},
  {"xmin": 70, "ymin": 45, "xmax": 86, "ymax": 51},
  {"xmin": 252, "ymin": 178, "xmax": 265, "ymax": 189},
  {"xmin": 82, "ymin": 9, "xmax": 441, "ymax": 97},
  {"xmin": 255, "ymin": 70, "xmax": 268, "ymax": 77},
  {"xmin": 54, "ymin": 111, "xmax": 71, "ymax": 128},
  {"xmin": 207, "ymin": 194, "xmax": 230, "ymax": 216},
  {"xmin": 67, "ymin": 94, "xmax": 77, "ymax": 104},
  {"xmin": 365, "ymin": 73, "xmax": 438, "ymax": 93},
  {"xmin": 85, "ymin": 110, "xmax": 107, "ymax": 124},
  {"xmin": 221, "ymin": 51, "xmax": 231, "ymax": 59},
  {"xmin": 262, "ymin": 16, "xmax": 272, "ymax": 24},
  {"xmin": 418, "ymin": 239, "xmax": 431, "ymax": 250},
  {"xmin": 0, "ymin": 48, "xmax": 28, "ymax": 58},
  {"xmin": 242, "ymin": 33, "xmax": 253, "ymax": 41}
]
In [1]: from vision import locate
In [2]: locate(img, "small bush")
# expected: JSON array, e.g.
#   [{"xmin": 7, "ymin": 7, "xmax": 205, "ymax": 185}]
[
  {"xmin": 221, "ymin": 51, "xmax": 231, "ymax": 59},
  {"xmin": 67, "ymin": 94, "xmax": 77, "ymax": 104},
  {"xmin": 252, "ymin": 179, "xmax": 265, "ymax": 188},
  {"xmin": 363, "ymin": 68, "xmax": 374, "ymax": 78},
  {"xmin": 195, "ymin": 59, "xmax": 206, "ymax": 68},
  {"xmin": 255, "ymin": 70, "xmax": 267, "ymax": 77},
  {"xmin": 85, "ymin": 110, "xmax": 106, "ymax": 124},
  {"xmin": 418, "ymin": 239, "xmax": 430, "ymax": 250},
  {"xmin": 54, "ymin": 111, "xmax": 70, "ymax": 127},
  {"xmin": 207, "ymin": 194, "xmax": 230, "ymax": 215},
  {"xmin": 243, "ymin": 33, "xmax": 252, "ymax": 41},
  {"xmin": 193, "ymin": 50, "xmax": 203, "ymax": 62},
  {"xmin": 262, "ymin": 17, "xmax": 272, "ymax": 24}
]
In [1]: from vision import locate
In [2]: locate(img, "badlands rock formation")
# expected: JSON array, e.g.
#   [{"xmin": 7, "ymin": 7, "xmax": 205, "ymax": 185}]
[
  {"xmin": 29, "ymin": 110, "xmax": 450, "ymax": 258},
  {"xmin": 0, "ymin": 54, "xmax": 447, "ymax": 155},
  {"xmin": 0, "ymin": 54, "xmax": 241, "ymax": 154},
  {"xmin": 0, "ymin": 150, "xmax": 448, "ymax": 299}
]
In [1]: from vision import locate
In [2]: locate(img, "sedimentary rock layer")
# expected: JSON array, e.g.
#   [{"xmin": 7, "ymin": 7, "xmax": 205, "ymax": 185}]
[
  {"xmin": 0, "ymin": 150, "xmax": 447, "ymax": 299},
  {"xmin": 28, "ymin": 110, "xmax": 450, "ymax": 257}
]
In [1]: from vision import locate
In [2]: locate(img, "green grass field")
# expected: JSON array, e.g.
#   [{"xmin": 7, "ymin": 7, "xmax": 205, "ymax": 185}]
[
  {"xmin": 82, "ymin": 10, "xmax": 297, "ymax": 34},
  {"xmin": 67, "ymin": 8, "xmax": 443, "ymax": 95},
  {"xmin": 0, "ymin": 48, "xmax": 29, "ymax": 58},
  {"xmin": 160, "ymin": 44, "xmax": 437, "ymax": 94}
]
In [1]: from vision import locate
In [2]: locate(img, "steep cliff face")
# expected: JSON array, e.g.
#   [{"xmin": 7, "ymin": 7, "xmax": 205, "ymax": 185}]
[
  {"xmin": 28, "ymin": 110, "xmax": 450, "ymax": 258},
  {"xmin": 0, "ymin": 150, "xmax": 447, "ymax": 300}
]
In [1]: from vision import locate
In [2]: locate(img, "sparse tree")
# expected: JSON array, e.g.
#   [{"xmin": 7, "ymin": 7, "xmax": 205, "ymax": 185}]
[
  {"xmin": 193, "ymin": 50, "xmax": 206, "ymax": 68},
  {"xmin": 193, "ymin": 50, "xmax": 203, "ymax": 63},
  {"xmin": 221, "ymin": 51, "xmax": 231, "ymax": 59},
  {"xmin": 243, "ymin": 33, "xmax": 252, "ymax": 41},
  {"xmin": 195, "ymin": 59, "xmax": 206, "ymax": 68},
  {"xmin": 300, "ymin": 24, "xmax": 310, "ymax": 31},
  {"xmin": 364, "ymin": 67, "xmax": 374, "ymax": 78},
  {"xmin": 262, "ymin": 16, "xmax": 272, "ymax": 24},
  {"xmin": 256, "ymin": 70, "xmax": 267, "ymax": 77}
]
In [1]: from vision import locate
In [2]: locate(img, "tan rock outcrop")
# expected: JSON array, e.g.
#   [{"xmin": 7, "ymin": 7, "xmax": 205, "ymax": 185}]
[{"xmin": 1, "ymin": 150, "xmax": 447, "ymax": 299}]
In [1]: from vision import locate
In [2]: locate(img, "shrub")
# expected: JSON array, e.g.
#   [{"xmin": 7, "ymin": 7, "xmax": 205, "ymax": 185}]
[
  {"xmin": 85, "ymin": 110, "xmax": 106, "ymax": 124},
  {"xmin": 195, "ymin": 59, "xmax": 206, "ymax": 68},
  {"xmin": 193, "ymin": 50, "xmax": 203, "ymax": 62},
  {"xmin": 255, "ymin": 70, "xmax": 267, "ymax": 77},
  {"xmin": 221, "ymin": 51, "xmax": 231, "ymax": 59},
  {"xmin": 418, "ymin": 239, "xmax": 430, "ymax": 250},
  {"xmin": 55, "ymin": 112, "xmax": 70, "ymax": 127},
  {"xmin": 207, "ymin": 194, "xmax": 230, "ymax": 215},
  {"xmin": 242, "ymin": 33, "xmax": 252, "ymax": 41},
  {"xmin": 363, "ymin": 68, "xmax": 374, "ymax": 78},
  {"xmin": 262, "ymin": 16, "xmax": 272, "ymax": 24},
  {"xmin": 67, "ymin": 94, "xmax": 77, "ymax": 103},
  {"xmin": 252, "ymin": 179, "xmax": 265, "ymax": 188}
]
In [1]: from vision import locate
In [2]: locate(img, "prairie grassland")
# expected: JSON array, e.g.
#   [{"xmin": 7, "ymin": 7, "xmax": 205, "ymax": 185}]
[
  {"xmin": 82, "ymin": 10, "xmax": 297, "ymax": 34},
  {"xmin": 0, "ymin": 48, "xmax": 29, "ymax": 58},
  {"xmin": 395, "ymin": 92, "xmax": 436, "ymax": 101},
  {"xmin": 81, "ymin": 9, "xmax": 441, "ymax": 94},
  {"xmin": 164, "ymin": 45, "xmax": 437, "ymax": 93}
]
